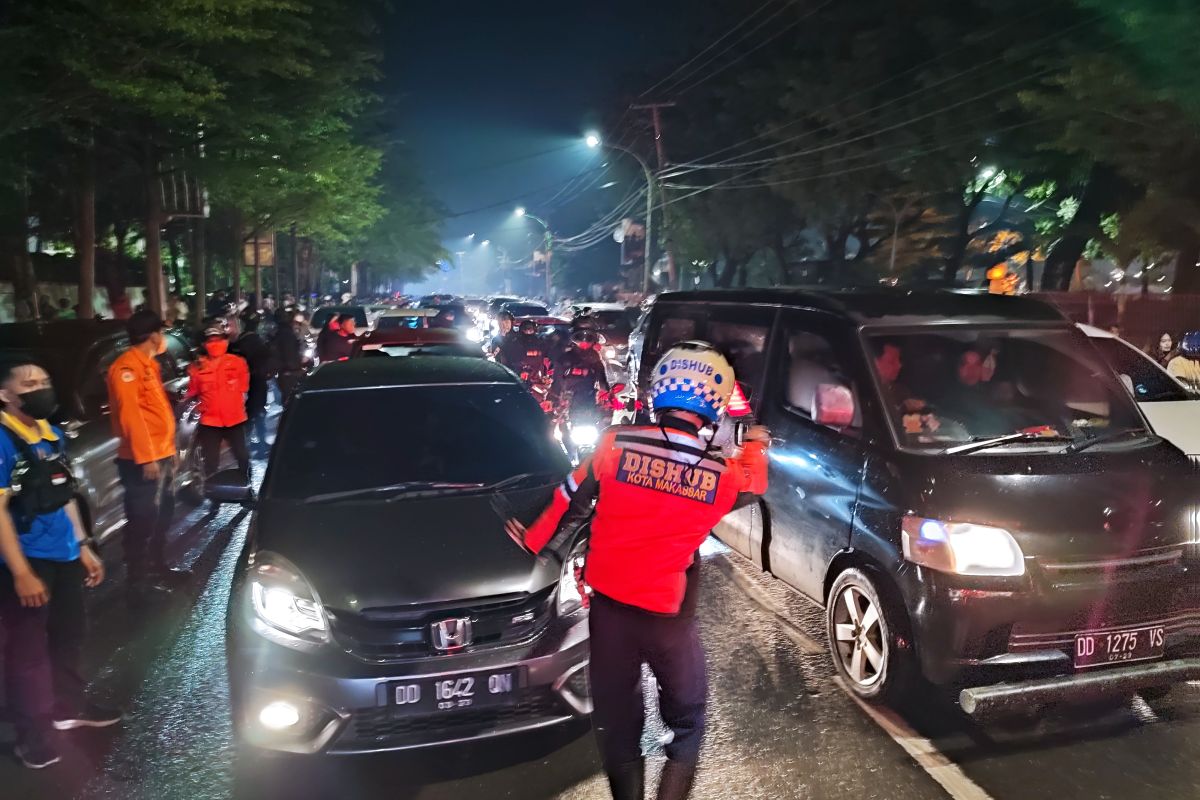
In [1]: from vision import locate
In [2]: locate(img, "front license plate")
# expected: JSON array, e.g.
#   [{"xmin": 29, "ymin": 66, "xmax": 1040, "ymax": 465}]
[
  {"xmin": 386, "ymin": 668, "xmax": 521, "ymax": 714},
  {"xmin": 1073, "ymin": 625, "xmax": 1165, "ymax": 669}
]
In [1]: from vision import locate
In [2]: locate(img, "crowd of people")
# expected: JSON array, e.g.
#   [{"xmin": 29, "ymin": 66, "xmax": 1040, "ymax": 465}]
[{"xmin": 1149, "ymin": 330, "xmax": 1200, "ymax": 393}]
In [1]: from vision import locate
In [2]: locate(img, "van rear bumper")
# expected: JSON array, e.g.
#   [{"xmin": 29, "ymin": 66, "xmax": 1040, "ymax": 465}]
[{"xmin": 959, "ymin": 657, "xmax": 1200, "ymax": 718}]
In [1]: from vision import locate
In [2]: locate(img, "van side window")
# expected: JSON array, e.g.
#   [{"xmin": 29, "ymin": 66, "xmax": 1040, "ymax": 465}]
[
  {"xmin": 80, "ymin": 339, "xmax": 128, "ymax": 418},
  {"xmin": 644, "ymin": 313, "xmax": 698, "ymax": 372},
  {"xmin": 707, "ymin": 317, "xmax": 771, "ymax": 402},
  {"xmin": 782, "ymin": 329, "xmax": 861, "ymax": 432}
]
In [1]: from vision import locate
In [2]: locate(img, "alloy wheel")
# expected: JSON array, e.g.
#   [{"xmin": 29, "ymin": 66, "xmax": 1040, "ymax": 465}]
[{"xmin": 831, "ymin": 585, "xmax": 886, "ymax": 687}]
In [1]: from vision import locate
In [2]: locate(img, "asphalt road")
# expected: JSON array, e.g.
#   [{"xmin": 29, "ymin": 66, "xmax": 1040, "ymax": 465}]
[{"xmin": 5, "ymin": 452, "xmax": 1200, "ymax": 798}]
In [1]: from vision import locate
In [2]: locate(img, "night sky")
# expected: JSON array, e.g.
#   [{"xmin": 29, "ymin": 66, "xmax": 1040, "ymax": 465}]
[{"xmin": 384, "ymin": 0, "xmax": 692, "ymax": 292}]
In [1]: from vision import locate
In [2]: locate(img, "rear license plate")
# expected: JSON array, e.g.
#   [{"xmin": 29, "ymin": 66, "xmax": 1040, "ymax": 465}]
[
  {"xmin": 1073, "ymin": 625, "xmax": 1165, "ymax": 669},
  {"xmin": 385, "ymin": 668, "xmax": 521, "ymax": 714}
]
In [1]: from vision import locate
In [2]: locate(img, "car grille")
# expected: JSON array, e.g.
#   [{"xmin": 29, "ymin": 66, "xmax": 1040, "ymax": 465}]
[
  {"xmin": 1008, "ymin": 579, "xmax": 1200, "ymax": 653},
  {"xmin": 327, "ymin": 586, "xmax": 556, "ymax": 663},
  {"xmin": 342, "ymin": 689, "xmax": 567, "ymax": 747},
  {"xmin": 1036, "ymin": 546, "xmax": 1184, "ymax": 591}
]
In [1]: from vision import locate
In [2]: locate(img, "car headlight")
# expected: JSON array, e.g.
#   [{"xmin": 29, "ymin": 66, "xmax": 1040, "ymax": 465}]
[
  {"xmin": 466, "ymin": 327, "xmax": 484, "ymax": 343},
  {"xmin": 249, "ymin": 555, "xmax": 329, "ymax": 642},
  {"xmin": 901, "ymin": 516, "xmax": 1025, "ymax": 577},
  {"xmin": 557, "ymin": 540, "xmax": 591, "ymax": 616},
  {"xmin": 604, "ymin": 346, "xmax": 617, "ymax": 360},
  {"xmin": 569, "ymin": 424, "xmax": 599, "ymax": 447}
]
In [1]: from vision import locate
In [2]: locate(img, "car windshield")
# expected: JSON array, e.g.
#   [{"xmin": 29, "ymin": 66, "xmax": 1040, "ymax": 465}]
[
  {"xmin": 590, "ymin": 310, "xmax": 633, "ymax": 335},
  {"xmin": 357, "ymin": 343, "xmax": 481, "ymax": 358},
  {"xmin": 376, "ymin": 314, "xmax": 428, "ymax": 330},
  {"xmin": 504, "ymin": 303, "xmax": 547, "ymax": 317},
  {"xmin": 866, "ymin": 328, "xmax": 1150, "ymax": 452},
  {"xmin": 1087, "ymin": 335, "xmax": 1194, "ymax": 402},
  {"xmin": 267, "ymin": 384, "xmax": 568, "ymax": 499}
]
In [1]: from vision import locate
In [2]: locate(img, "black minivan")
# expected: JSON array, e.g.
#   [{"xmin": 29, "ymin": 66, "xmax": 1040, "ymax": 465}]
[{"xmin": 637, "ymin": 289, "xmax": 1200, "ymax": 716}]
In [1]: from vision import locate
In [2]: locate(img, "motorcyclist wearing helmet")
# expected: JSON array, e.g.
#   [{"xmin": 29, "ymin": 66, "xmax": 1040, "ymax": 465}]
[
  {"xmin": 499, "ymin": 319, "xmax": 553, "ymax": 383},
  {"xmin": 1168, "ymin": 331, "xmax": 1200, "ymax": 393},
  {"xmin": 505, "ymin": 342, "xmax": 769, "ymax": 800},
  {"xmin": 551, "ymin": 328, "xmax": 610, "ymax": 410},
  {"xmin": 488, "ymin": 310, "xmax": 516, "ymax": 359}
]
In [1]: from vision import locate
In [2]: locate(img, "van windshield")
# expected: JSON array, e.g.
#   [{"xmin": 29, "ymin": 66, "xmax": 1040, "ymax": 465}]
[{"xmin": 866, "ymin": 328, "xmax": 1151, "ymax": 452}]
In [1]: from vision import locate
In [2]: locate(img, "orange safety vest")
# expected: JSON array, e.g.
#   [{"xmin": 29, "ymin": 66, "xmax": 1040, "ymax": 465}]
[{"xmin": 108, "ymin": 347, "xmax": 177, "ymax": 465}]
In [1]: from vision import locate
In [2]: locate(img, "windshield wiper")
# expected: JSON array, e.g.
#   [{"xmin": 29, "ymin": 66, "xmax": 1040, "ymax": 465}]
[
  {"xmin": 941, "ymin": 432, "xmax": 1073, "ymax": 456},
  {"xmin": 1062, "ymin": 428, "xmax": 1151, "ymax": 454},
  {"xmin": 304, "ymin": 481, "xmax": 483, "ymax": 505}
]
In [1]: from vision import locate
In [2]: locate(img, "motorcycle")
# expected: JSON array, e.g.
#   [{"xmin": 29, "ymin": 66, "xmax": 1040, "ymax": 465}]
[
  {"xmin": 557, "ymin": 387, "xmax": 617, "ymax": 464},
  {"xmin": 518, "ymin": 368, "xmax": 555, "ymax": 414}
]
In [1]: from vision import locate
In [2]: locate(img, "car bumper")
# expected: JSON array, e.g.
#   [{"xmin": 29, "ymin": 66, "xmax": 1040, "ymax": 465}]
[
  {"xmin": 895, "ymin": 560, "xmax": 1200, "ymax": 696},
  {"xmin": 229, "ymin": 614, "xmax": 590, "ymax": 755}
]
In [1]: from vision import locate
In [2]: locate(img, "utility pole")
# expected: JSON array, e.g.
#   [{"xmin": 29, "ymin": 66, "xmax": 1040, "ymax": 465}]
[{"xmin": 631, "ymin": 102, "xmax": 676, "ymax": 291}]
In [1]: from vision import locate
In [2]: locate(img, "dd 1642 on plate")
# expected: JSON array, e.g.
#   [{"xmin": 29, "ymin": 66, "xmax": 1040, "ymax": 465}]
[
  {"xmin": 1074, "ymin": 624, "xmax": 1165, "ymax": 669},
  {"xmin": 385, "ymin": 667, "xmax": 523, "ymax": 714}
]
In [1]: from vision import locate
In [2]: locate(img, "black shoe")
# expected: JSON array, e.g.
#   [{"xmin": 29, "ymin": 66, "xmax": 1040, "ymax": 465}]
[
  {"xmin": 53, "ymin": 702, "xmax": 123, "ymax": 730},
  {"xmin": 15, "ymin": 739, "xmax": 61, "ymax": 769},
  {"xmin": 605, "ymin": 759, "xmax": 645, "ymax": 800},
  {"xmin": 656, "ymin": 760, "xmax": 696, "ymax": 800}
]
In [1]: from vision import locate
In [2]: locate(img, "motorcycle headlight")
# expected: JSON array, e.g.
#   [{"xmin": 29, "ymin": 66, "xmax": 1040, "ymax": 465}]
[
  {"xmin": 604, "ymin": 346, "xmax": 617, "ymax": 360},
  {"xmin": 557, "ymin": 541, "xmax": 591, "ymax": 617},
  {"xmin": 249, "ymin": 555, "xmax": 329, "ymax": 642},
  {"xmin": 569, "ymin": 424, "xmax": 599, "ymax": 447},
  {"xmin": 901, "ymin": 516, "xmax": 1025, "ymax": 577}
]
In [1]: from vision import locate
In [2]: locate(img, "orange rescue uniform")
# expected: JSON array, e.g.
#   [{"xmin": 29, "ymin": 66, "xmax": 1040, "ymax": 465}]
[
  {"xmin": 107, "ymin": 347, "xmax": 177, "ymax": 465},
  {"xmin": 186, "ymin": 353, "xmax": 250, "ymax": 427}
]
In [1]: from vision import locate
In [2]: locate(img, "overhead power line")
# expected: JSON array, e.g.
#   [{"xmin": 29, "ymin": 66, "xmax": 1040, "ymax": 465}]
[{"xmin": 638, "ymin": 0, "xmax": 789, "ymax": 98}]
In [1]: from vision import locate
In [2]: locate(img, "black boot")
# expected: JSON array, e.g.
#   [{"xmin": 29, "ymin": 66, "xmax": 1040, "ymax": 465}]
[
  {"xmin": 605, "ymin": 758, "xmax": 645, "ymax": 800},
  {"xmin": 656, "ymin": 759, "xmax": 696, "ymax": 800}
]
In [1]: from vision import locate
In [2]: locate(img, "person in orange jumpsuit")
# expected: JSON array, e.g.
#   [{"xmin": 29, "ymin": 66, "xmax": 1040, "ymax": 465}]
[
  {"xmin": 187, "ymin": 325, "xmax": 251, "ymax": 479},
  {"xmin": 506, "ymin": 341, "xmax": 769, "ymax": 800},
  {"xmin": 107, "ymin": 311, "xmax": 179, "ymax": 598}
]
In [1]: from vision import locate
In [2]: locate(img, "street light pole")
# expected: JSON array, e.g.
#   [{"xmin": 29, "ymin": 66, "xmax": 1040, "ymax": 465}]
[
  {"xmin": 518, "ymin": 209, "xmax": 554, "ymax": 301},
  {"xmin": 587, "ymin": 134, "xmax": 655, "ymax": 295}
]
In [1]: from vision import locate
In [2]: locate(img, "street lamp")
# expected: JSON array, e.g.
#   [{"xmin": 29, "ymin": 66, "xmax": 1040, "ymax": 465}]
[
  {"xmin": 516, "ymin": 209, "xmax": 554, "ymax": 301},
  {"xmin": 585, "ymin": 131, "xmax": 656, "ymax": 294},
  {"xmin": 480, "ymin": 239, "xmax": 490, "ymax": 247}
]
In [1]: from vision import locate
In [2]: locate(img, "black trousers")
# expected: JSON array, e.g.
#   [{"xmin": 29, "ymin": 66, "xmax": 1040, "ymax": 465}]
[
  {"xmin": 117, "ymin": 457, "xmax": 176, "ymax": 585},
  {"xmin": 588, "ymin": 591, "xmax": 708, "ymax": 772},
  {"xmin": 197, "ymin": 423, "xmax": 250, "ymax": 477},
  {"xmin": 0, "ymin": 558, "xmax": 87, "ymax": 744}
]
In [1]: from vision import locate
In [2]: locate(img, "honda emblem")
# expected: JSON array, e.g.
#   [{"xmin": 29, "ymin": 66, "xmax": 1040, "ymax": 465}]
[{"xmin": 431, "ymin": 617, "xmax": 473, "ymax": 651}]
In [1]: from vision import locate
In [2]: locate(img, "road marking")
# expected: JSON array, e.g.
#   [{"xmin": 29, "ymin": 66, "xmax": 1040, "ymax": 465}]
[
  {"xmin": 710, "ymin": 554, "xmax": 823, "ymax": 655},
  {"xmin": 834, "ymin": 677, "xmax": 996, "ymax": 800}
]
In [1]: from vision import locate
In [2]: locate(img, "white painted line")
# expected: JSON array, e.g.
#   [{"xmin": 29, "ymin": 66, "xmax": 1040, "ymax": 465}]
[{"xmin": 834, "ymin": 677, "xmax": 995, "ymax": 800}]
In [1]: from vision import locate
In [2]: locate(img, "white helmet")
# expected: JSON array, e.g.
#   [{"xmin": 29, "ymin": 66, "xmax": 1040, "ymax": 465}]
[{"xmin": 649, "ymin": 341, "xmax": 735, "ymax": 423}]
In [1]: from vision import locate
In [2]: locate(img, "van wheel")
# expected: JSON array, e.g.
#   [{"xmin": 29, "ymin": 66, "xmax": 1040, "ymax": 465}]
[{"xmin": 827, "ymin": 568, "xmax": 915, "ymax": 704}]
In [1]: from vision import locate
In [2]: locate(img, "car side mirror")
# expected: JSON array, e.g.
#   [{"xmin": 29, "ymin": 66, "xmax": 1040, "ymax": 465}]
[
  {"xmin": 62, "ymin": 419, "xmax": 84, "ymax": 439},
  {"xmin": 205, "ymin": 468, "xmax": 255, "ymax": 506},
  {"xmin": 814, "ymin": 383, "xmax": 855, "ymax": 429},
  {"xmin": 1118, "ymin": 373, "xmax": 1135, "ymax": 395}
]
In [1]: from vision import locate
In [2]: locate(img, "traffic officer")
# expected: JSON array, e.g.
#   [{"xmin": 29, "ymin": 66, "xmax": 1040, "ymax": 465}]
[
  {"xmin": 188, "ymin": 325, "xmax": 251, "ymax": 478},
  {"xmin": 0, "ymin": 358, "xmax": 119, "ymax": 769},
  {"xmin": 506, "ymin": 341, "xmax": 769, "ymax": 800},
  {"xmin": 107, "ymin": 310, "xmax": 179, "ymax": 599}
]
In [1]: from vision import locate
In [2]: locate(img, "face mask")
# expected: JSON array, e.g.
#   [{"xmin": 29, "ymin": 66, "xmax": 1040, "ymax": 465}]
[
  {"xmin": 17, "ymin": 387, "xmax": 57, "ymax": 420},
  {"xmin": 205, "ymin": 340, "xmax": 229, "ymax": 358}
]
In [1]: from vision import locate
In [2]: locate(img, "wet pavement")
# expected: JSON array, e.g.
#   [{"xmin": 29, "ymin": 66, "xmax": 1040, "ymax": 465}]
[{"xmin": 5, "ymin": 455, "xmax": 1200, "ymax": 798}]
